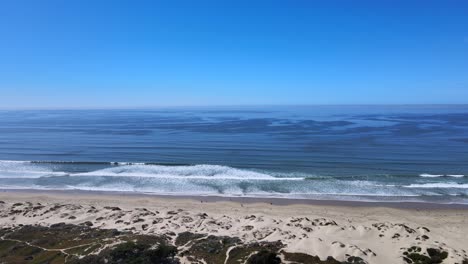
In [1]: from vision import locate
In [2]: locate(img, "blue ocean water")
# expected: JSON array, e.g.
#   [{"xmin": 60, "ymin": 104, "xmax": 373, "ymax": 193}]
[{"xmin": 0, "ymin": 105, "xmax": 467, "ymax": 203}]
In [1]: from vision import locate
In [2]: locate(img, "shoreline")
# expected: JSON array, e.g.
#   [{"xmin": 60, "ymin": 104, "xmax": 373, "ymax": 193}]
[
  {"xmin": 0, "ymin": 189, "xmax": 467, "ymax": 263},
  {"xmin": 1, "ymin": 188, "xmax": 467, "ymax": 210}
]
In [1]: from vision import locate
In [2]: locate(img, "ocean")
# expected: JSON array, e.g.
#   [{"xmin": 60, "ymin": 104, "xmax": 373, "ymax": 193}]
[{"xmin": 0, "ymin": 105, "xmax": 467, "ymax": 204}]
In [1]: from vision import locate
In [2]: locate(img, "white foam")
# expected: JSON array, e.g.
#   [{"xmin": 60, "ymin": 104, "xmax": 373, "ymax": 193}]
[
  {"xmin": 0, "ymin": 160, "xmax": 30, "ymax": 164},
  {"xmin": 115, "ymin": 162, "xmax": 146, "ymax": 165},
  {"xmin": 419, "ymin": 173, "xmax": 444, "ymax": 178},
  {"xmin": 0, "ymin": 160, "xmax": 66, "ymax": 178},
  {"xmin": 404, "ymin": 183, "xmax": 468, "ymax": 189},
  {"xmin": 71, "ymin": 164, "xmax": 304, "ymax": 181},
  {"xmin": 419, "ymin": 173, "xmax": 465, "ymax": 178},
  {"xmin": 0, "ymin": 171, "xmax": 68, "ymax": 178}
]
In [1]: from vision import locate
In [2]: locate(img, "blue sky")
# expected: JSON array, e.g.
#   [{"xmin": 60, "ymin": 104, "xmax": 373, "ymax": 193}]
[{"xmin": 0, "ymin": 0, "xmax": 467, "ymax": 108}]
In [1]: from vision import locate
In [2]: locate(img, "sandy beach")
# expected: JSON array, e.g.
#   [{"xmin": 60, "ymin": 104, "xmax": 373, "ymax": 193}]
[{"xmin": 0, "ymin": 190, "xmax": 466, "ymax": 264}]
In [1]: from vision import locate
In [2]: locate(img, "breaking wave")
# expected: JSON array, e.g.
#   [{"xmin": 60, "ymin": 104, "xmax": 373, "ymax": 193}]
[
  {"xmin": 404, "ymin": 183, "xmax": 468, "ymax": 189},
  {"xmin": 419, "ymin": 173, "xmax": 465, "ymax": 178},
  {"xmin": 0, "ymin": 160, "xmax": 467, "ymax": 203},
  {"xmin": 71, "ymin": 164, "xmax": 304, "ymax": 181}
]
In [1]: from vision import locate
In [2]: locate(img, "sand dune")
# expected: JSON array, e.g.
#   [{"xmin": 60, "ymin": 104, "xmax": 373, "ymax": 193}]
[{"xmin": 0, "ymin": 191, "xmax": 466, "ymax": 264}]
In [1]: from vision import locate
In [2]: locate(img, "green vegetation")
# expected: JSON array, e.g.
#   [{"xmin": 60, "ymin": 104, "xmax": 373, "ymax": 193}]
[
  {"xmin": 0, "ymin": 224, "xmax": 174, "ymax": 264},
  {"xmin": 0, "ymin": 224, "xmax": 392, "ymax": 264},
  {"xmin": 71, "ymin": 241, "xmax": 178, "ymax": 264},
  {"xmin": 283, "ymin": 252, "xmax": 366, "ymax": 264},
  {"xmin": 247, "ymin": 250, "xmax": 281, "ymax": 264},
  {"xmin": 402, "ymin": 247, "xmax": 448, "ymax": 264}
]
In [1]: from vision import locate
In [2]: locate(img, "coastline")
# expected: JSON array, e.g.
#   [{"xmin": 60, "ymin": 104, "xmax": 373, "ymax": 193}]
[
  {"xmin": 0, "ymin": 189, "xmax": 467, "ymax": 263},
  {"xmin": 1, "ymin": 188, "xmax": 468, "ymax": 210}
]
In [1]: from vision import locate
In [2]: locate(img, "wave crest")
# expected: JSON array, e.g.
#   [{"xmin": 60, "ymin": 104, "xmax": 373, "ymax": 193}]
[
  {"xmin": 419, "ymin": 173, "xmax": 465, "ymax": 178},
  {"xmin": 71, "ymin": 164, "xmax": 304, "ymax": 180},
  {"xmin": 404, "ymin": 183, "xmax": 468, "ymax": 189}
]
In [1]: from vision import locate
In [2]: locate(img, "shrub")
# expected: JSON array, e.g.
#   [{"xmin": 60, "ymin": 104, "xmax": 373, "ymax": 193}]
[{"xmin": 247, "ymin": 250, "xmax": 281, "ymax": 264}]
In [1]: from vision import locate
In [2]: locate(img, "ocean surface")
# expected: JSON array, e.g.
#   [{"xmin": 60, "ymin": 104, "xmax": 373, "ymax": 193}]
[{"xmin": 0, "ymin": 105, "xmax": 467, "ymax": 204}]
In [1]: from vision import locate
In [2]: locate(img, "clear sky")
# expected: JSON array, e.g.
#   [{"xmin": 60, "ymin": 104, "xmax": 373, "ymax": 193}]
[{"xmin": 0, "ymin": 0, "xmax": 467, "ymax": 108}]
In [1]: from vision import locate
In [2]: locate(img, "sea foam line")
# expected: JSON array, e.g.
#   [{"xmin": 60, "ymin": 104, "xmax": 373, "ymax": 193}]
[
  {"xmin": 70, "ymin": 164, "xmax": 305, "ymax": 180},
  {"xmin": 419, "ymin": 173, "xmax": 465, "ymax": 178},
  {"xmin": 404, "ymin": 183, "xmax": 468, "ymax": 189},
  {"xmin": 69, "ymin": 173, "xmax": 304, "ymax": 180}
]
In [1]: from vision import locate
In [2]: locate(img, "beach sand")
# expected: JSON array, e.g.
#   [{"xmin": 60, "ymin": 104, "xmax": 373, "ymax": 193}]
[{"xmin": 0, "ymin": 190, "xmax": 466, "ymax": 264}]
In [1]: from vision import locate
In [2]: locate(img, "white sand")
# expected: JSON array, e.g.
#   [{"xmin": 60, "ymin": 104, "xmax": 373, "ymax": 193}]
[{"xmin": 0, "ymin": 191, "xmax": 466, "ymax": 264}]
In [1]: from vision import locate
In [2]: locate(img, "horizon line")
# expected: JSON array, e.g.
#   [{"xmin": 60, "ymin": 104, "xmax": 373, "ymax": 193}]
[{"xmin": 1, "ymin": 103, "xmax": 468, "ymax": 111}]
